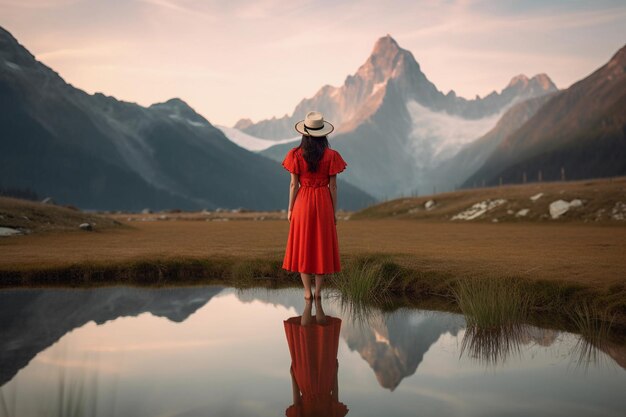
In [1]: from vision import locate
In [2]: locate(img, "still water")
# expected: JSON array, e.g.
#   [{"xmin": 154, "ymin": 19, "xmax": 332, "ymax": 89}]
[{"xmin": 0, "ymin": 287, "xmax": 624, "ymax": 417}]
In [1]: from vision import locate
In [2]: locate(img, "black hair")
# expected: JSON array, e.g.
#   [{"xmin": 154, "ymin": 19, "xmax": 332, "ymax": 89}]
[{"xmin": 298, "ymin": 135, "xmax": 329, "ymax": 173}]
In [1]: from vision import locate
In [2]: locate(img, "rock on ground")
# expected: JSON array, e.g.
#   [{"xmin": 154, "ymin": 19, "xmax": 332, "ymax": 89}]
[
  {"xmin": 452, "ymin": 199, "xmax": 506, "ymax": 221},
  {"xmin": 0, "ymin": 227, "xmax": 22, "ymax": 236},
  {"xmin": 549, "ymin": 199, "xmax": 584, "ymax": 219}
]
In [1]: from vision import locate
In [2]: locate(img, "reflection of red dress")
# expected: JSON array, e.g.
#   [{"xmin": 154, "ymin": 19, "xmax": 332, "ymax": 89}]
[
  {"xmin": 284, "ymin": 316, "xmax": 348, "ymax": 417},
  {"xmin": 282, "ymin": 147, "xmax": 347, "ymax": 274}
]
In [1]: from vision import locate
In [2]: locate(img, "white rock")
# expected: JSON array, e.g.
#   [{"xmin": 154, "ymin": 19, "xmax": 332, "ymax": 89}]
[
  {"xmin": 569, "ymin": 199, "xmax": 583, "ymax": 208},
  {"xmin": 424, "ymin": 200, "xmax": 436, "ymax": 210},
  {"xmin": 516, "ymin": 208, "xmax": 530, "ymax": 217},
  {"xmin": 79, "ymin": 223, "xmax": 93, "ymax": 231},
  {"xmin": 549, "ymin": 200, "xmax": 571, "ymax": 219},
  {"xmin": 612, "ymin": 202, "xmax": 626, "ymax": 220},
  {"xmin": 549, "ymin": 199, "xmax": 583, "ymax": 219},
  {"xmin": 530, "ymin": 193, "xmax": 543, "ymax": 201},
  {"xmin": 452, "ymin": 199, "xmax": 506, "ymax": 221},
  {"xmin": 0, "ymin": 227, "xmax": 22, "ymax": 236},
  {"xmin": 141, "ymin": 208, "xmax": 152, "ymax": 214}
]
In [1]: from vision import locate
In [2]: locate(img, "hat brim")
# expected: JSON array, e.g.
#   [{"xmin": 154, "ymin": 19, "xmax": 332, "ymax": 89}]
[{"xmin": 294, "ymin": 120, "xmax": 334, "ymax": 137}]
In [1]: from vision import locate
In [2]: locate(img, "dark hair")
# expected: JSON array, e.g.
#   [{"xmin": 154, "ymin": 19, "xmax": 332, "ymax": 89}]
[{"xmin": 298, "ymin": 135, "xmax": 329, "ymax": 172}]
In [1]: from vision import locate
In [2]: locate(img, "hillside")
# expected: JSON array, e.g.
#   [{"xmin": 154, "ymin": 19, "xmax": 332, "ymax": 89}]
[
  {"xmin": 353, "ymin": 176, "xmax": 626, "ymax": 224},
  {"xmin": 465, "ymin": 44, "xmax": 626, "ymax": 187},
  {"xmin": 0, "ymin": 196, "xmax": 123, "ymax": 235}
]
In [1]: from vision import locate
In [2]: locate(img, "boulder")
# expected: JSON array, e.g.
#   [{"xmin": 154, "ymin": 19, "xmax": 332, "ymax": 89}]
[
  {"xmin": 0, "ymin": 227, "xmax": 22, "ymax": 237},
  {"xmin": 549, "ymin": 200, "xmax": 571, "ymax": 219},
  {"xmin": 549, "ymin": 199, "xmax": 584, "ymax": 219},
  {"xmin": 79, "ymin": 223, "xmax": 93, "ymax": 231}
]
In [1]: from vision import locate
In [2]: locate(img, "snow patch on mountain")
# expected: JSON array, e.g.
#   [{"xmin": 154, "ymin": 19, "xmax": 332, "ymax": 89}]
[
  {"xmin": 371, "ymin": 81, "xmax": 386, "ymax": 96},
  {"xmin": 406, "ymin": 100, "xmax": 501, "ymax": 168},
  {"xmin": 218, "ymin": 125, "xmax": 299, "ymax": 152}
]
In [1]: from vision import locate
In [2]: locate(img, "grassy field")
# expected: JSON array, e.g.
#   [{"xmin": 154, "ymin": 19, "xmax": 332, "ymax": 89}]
[{"xmin": 1, "ymin": 219, "xmax": 625, "ymax": 286}]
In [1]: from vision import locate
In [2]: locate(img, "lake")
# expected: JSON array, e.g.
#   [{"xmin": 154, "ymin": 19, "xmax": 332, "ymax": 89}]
[{"xmin": 0, "ymin": 286, "xmax": 624, "ymax": 417}]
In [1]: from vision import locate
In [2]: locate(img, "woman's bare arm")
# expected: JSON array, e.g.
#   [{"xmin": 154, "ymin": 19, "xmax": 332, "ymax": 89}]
[
  {"xmin": 287, "ymin": 173, "xmax": 299, "ymax": 222},
  {"xmin": 329, "ymin": 175, "xmax": 338, "ymax": 224}
]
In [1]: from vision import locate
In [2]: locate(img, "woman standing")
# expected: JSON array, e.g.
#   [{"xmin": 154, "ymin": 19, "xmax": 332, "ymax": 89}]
[{"xmin": 282, "ymin": 111, "xmax": 347, "ymax": 300}]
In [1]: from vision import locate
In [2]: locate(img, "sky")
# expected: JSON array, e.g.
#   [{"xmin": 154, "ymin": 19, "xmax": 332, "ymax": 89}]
[{"xmin": 2, "ymin": 0, "xmax": 625, "ymax": 126}]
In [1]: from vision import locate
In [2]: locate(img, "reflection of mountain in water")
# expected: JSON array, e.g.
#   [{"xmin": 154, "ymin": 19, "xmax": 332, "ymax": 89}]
[
  {"xmin": 0, "ymin": 287, "xmax": 223, "ymax": 387},
  {"xmin": 343, "ymin": 312, "xmax": 463, "ymax": 390},
  {"xmin": 234, "ymin": 289, "xmax": 466, "ymax": 390},
  {"xmin": 233, "ymin": 289, "xmax": 626, "ymax": 388}
]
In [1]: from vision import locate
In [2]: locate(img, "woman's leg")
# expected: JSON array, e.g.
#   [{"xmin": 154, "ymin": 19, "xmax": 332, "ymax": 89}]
[
  {"xmin": 314, "ymin": 274, "xmax": 324, "ymax": 298},
  {"xmin": 301, "ymin": 298, "xmax": 313, "ymax": 325},
  {"xmin": 300, "ymin": 273, "xmax": 313, "ymax": 299},
  {"xmin": 314, "ymin": 296, "xmax": 327, "ymax": 325}
]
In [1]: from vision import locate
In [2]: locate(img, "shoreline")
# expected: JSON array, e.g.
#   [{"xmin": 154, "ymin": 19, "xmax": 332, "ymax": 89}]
[{"xmin": 1, "ymin": 251, "xmax": 624, "ymax": 327}]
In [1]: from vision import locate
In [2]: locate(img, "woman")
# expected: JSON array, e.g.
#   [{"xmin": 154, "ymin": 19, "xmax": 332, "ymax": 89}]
[
  {"xmin": 284, "ymin": 296, "xmax": 348, "ymax": 417},
  {"xmin": 282, "ymin": 111, "xmax": 347, "ymax": 300}
]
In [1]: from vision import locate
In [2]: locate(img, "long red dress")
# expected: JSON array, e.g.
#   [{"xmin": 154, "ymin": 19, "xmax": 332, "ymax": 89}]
[
  {"xmin": 282, "ymin": 147, "xmax": 347, "ymax": 274},
  {"xmin": 284, "ymin": 316, "xmax": 348, "ymax": 417}
]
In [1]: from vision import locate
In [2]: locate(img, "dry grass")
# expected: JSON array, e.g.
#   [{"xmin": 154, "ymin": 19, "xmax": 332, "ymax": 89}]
[
  {"xmin": 353, "ymin": 176, "xmax": 626, "ymax": 224},
  {"xmin": 1, "ymin": 219, "xmax": 625, "ymax": 290}
]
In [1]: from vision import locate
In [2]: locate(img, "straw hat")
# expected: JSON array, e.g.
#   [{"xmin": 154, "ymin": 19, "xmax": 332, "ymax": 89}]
[{"xmin": 294, "ymin": 111, "xmax": 334, "ymax": 137}]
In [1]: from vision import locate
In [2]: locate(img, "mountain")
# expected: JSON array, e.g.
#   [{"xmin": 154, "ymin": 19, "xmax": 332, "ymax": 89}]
[
  {"xmin": 0, "ymin": 26, "xmax": 373, "ymax": 211},
  {"xmin": 464, "ymin": 44, "xmax": 626, "ymax": 187},
  {"xmin": 236, "ymin": 36, "xmax": 557, "ymax": 140},
  {"xmin": 431, "ymin": 92, "xmax": 557, "ymax": 191},
  {"xmin": 244, "ymin": 35, "xmax": 557, "ymax": 198}
]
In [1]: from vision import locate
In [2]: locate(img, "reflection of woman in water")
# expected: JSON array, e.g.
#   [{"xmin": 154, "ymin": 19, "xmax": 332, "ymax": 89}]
[{"xmin": 284, "ymin": 297, "xmax": 349, "ymax": 417}]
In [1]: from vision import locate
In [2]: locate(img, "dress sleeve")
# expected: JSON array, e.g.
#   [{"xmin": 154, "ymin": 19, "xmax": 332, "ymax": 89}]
[
  {"xmin": 282, "ymin": 148, "xmax": 300, "ymax": 174},
  {"xmin": 329, "ymin": 150, "xmax": 347, "ymax": 175}
]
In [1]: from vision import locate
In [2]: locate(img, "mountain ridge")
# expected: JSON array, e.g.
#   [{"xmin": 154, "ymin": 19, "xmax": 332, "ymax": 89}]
[
  {"xmin": 0, "ymin": 26, "xmax": 374, "ymax": 210},
  {"xmin": 235, "ymin": 34, "xmax": 557, "ymax": 140}
]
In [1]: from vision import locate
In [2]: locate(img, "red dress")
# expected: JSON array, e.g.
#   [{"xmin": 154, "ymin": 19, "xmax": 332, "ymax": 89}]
[
  {"xmin": 282, "ymin": 147, "xmax": 347, "ymax": 274},
  {"xmin": 284, "ymin": 316, "xmax": 348, "ymax": 417}
]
